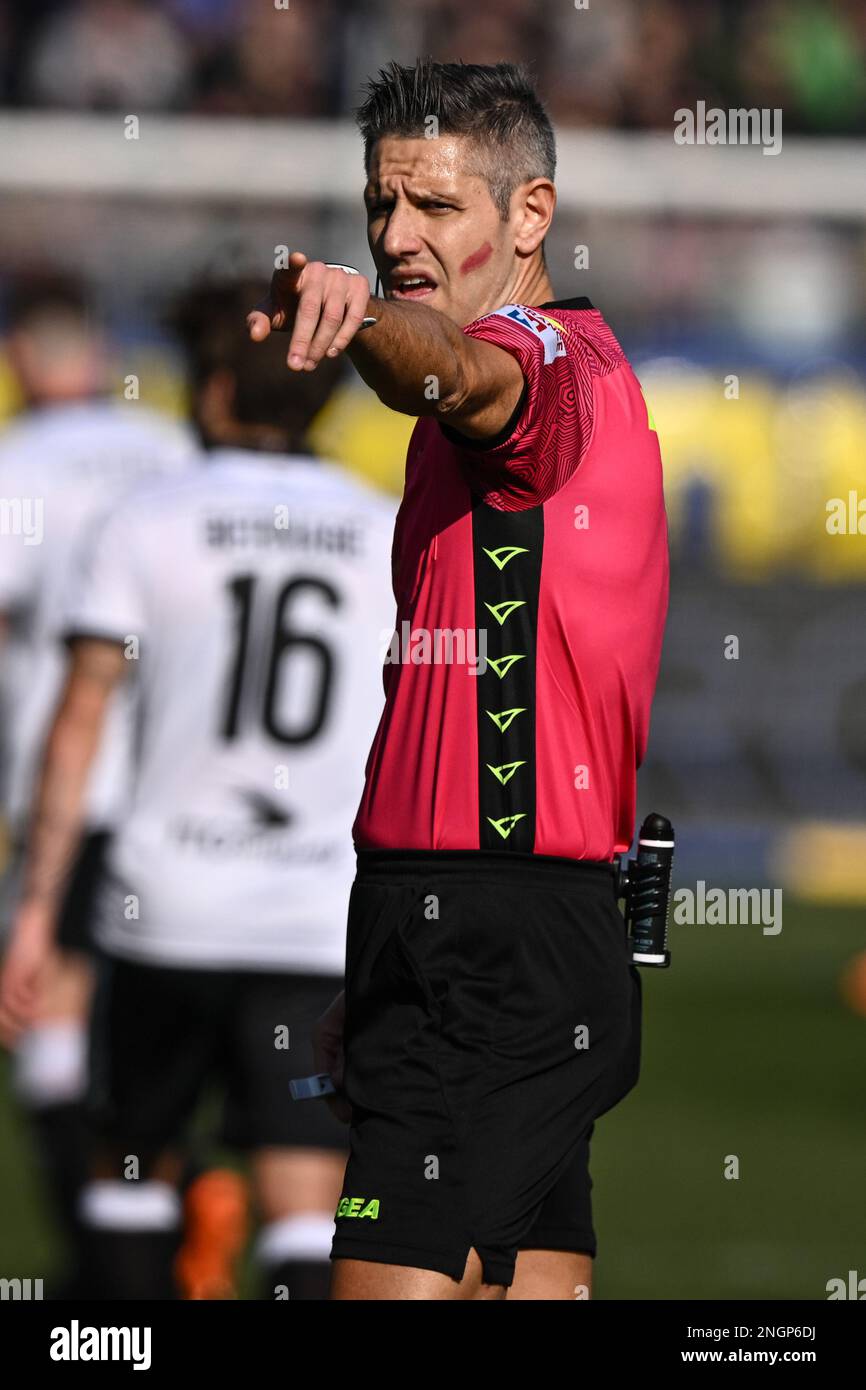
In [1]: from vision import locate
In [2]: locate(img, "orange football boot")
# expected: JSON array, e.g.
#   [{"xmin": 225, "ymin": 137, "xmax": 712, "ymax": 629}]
[{"xmin": 175, "ymin": 1168, "xmax": 249, "ymax": 1300}]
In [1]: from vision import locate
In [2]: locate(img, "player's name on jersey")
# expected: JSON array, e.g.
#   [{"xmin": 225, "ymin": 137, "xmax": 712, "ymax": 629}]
[
  {"xmin": 168, "ymin": 811, "xmax": 342, "ymax": 861},
  {"xmin": 204, "ymin": 513, "xmax": 366, "ymax": 555}
]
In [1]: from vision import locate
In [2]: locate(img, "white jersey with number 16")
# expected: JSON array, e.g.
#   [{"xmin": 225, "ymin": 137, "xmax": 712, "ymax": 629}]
[{"xmin": 63, "ymin": 449, "xmax": 396, "ymax": 974}]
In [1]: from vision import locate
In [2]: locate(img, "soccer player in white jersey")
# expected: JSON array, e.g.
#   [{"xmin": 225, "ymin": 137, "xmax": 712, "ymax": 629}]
[
  {"xmin": 0, "ymin": 282, "xmax": 395, "ymax": 1299},
  {"xmin": 0, "ymin": 277, "xmax": 195, "ymax": 1294}
]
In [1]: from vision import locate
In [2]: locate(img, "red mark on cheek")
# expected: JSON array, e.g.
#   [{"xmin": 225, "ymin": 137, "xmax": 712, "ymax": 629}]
[{"xmin": 460, "ymin": 242, "xmax": 493, "ymax": 275}]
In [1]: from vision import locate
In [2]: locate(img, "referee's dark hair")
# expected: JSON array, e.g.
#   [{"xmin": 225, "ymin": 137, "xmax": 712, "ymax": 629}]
[
  {"xmin": 169, "ymin": 281, "xmax": 345, "ymax": 455},
  {"xmin": 356, "ymin": 59, "xmax": 556, "ymax": 220}
]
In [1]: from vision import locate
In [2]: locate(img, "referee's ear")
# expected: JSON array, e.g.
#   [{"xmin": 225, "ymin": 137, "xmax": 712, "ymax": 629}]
[{"xmin": 513, "ymin": 177, "xmax": 556, "ymax": 258}]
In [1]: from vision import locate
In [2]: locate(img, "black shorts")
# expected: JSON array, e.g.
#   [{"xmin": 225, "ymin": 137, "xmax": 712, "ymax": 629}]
[
  {"xmin": 332, "ymin": 850, "xmax": 641, "ymax": 1287},
  {"xmin": 521, "ymin": 1122, "xmax": 596, "ymax": 1260},
  {"xmin": 87, "ymin": 957, "xmax": 347, "ymax": 1163},
  {"xmin": 57, "ymin": 830, "xmax": 111, "ymax": 954}
]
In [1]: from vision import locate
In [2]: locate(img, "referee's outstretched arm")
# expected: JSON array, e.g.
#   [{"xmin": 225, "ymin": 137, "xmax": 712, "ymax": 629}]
[{"xmin": 247, "ymin": 249, "xmax": 538, "ymax": 437}]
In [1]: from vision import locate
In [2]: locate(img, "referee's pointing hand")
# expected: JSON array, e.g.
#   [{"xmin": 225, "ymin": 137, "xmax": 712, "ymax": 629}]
[{"xmin": 246, "ymin": 252, "xmax": 372, "ymax": 372}]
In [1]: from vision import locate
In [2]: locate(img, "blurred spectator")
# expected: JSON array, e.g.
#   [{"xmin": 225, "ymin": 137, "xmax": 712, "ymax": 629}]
[
  {"xmin": 621, "ymin": 0, "xmax": 722, "ymax": 130},
  {"xmin": 544, "ymin": 0, "xmax": 639, "ymax": 127},
  {"xmin": 738, "ymin": 0, "xmax": 866, "ymax": 134},
  {"xmin": 25, "ymin": 0, "xmax": 191, "ymax": 111},
  {"xmin": 193, "ymin": 0, "xmax": 337, "ymax": 116},
  {"xmin": 425, "ymin": 0, "xmax": 543, "ymax": 71}
]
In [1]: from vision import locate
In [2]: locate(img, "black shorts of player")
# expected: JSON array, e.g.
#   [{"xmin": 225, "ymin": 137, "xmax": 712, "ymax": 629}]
[
  {"xmin": 87, "ymin": 956, "xmax": 346, "ymax": 1166},
  {"xmin": 57, "ymin": 830, "xmax": 111, "ymax": 954},
  {"xmin": 331, "ymin": 850, "xmax": 642, "ymax": 1288}
]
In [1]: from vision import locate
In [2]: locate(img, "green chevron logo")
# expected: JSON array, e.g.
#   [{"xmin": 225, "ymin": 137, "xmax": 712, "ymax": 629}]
[
  {"xmin": 486, "ymin": 760, "xmax": 525, "ymax": 785},
  {"xmin": 487, "ymin": 813, "xmax": 527, "ymax": 840},
  {"xmin": 486, "ymin": 707, "xmax": 526, "ymax": 732},
  {"xmin": 484, "ymin": 600, "xmax": 526, "ymax": 627},
  {"xmin": 482, "ymin": 546, "xmax": 528, "ymax": 571},
  {"xmin": 487, "ymin": 654, "xmax": 525, "ymax": 680}
]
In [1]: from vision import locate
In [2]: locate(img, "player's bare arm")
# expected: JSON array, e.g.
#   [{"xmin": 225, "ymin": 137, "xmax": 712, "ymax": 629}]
[
  {"xmin": 19, "ymin": 639, "xmax": 125, "ymax": 909},
  {"xmin": 0, "ymin": 639, "xmax": 125, "ymax": 1042}
]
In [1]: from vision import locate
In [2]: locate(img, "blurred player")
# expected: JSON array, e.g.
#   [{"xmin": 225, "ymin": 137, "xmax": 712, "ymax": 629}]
[
  {"xmin": 0, "ymin": 276, "xmax": 194, "ymax": 1294},
  {"xmin": 248, "ymin": 60, "xmax": 669, "ymax": 1300},
  {"xmin": 0, "ymin": 282, "xmax": 395, "ymax": 1300}
]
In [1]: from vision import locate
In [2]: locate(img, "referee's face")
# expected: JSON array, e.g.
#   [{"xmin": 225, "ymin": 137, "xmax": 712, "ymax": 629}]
[{"xmin": 365, "ymin": 135, "xmax": 531, "ymax": 329}]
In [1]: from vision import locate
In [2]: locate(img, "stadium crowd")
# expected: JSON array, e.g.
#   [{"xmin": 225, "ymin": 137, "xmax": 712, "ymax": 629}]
[{"xmin": 0, "ymin": 0, "xmax": 864, "ymax": 133}]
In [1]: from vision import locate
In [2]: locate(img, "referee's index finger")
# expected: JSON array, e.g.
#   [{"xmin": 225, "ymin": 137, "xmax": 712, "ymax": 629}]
[{"xmin": 247, "ymin": 255, "xmax": 308, "ymax": 340}]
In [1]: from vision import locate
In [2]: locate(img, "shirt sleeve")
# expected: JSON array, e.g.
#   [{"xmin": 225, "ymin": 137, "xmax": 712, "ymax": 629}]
[
  {"xmin": 439, "ymin": 304, "xmax": 595, "ymax": 510},
  {"xmin": 61, "ymin": 502, "xmax": 147, "ymax": 647}
]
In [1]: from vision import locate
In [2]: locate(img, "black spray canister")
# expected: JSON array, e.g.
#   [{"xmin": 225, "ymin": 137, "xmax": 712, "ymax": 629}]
[{"xmin": 617, "ymin": 812, "xmax": 675, "ymax": 968}]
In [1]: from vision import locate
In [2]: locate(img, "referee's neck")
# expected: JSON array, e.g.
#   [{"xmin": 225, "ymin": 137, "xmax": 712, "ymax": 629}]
[{"xmin": 505, "ymin": 258, "xmax": 555, "ymax": 312}]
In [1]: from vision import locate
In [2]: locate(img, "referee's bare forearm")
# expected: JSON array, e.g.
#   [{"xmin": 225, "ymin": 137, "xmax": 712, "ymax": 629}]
[{"xmin": 347, "ymin": 296, "xmax": 522, "ymax": 439}]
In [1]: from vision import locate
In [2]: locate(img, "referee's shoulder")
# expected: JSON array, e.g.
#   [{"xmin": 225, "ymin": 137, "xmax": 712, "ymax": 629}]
[
  {"xmin": 471, "ymin": 300, "xmax": 626, "ymax": 366},
  {"xmin": 549, "ymin": 303, "xmax": 627, "ymax": 368}
]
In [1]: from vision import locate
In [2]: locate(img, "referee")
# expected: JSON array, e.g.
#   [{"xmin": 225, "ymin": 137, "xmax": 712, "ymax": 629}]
[{"xmin": 248, "ymin": 59, "xmax": 669, "ymax": 1301}]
